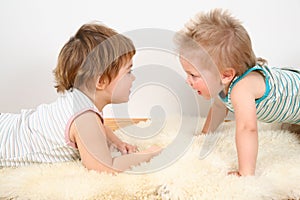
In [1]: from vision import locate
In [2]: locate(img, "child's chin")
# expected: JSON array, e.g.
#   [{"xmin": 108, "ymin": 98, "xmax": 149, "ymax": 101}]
[
  {"xmin": 115, "ymin": 98, "xmax": 129, "ymax": 104},
  {"xmin": 202, "ymin": 95, "xmax": 212, "ymax": 100}
]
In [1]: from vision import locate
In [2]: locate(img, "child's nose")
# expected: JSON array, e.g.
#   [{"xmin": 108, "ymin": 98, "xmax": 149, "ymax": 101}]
[
  {"xmin": 186, "ymin": 76, "xmax": 193, "ymax": 86},
  {"xmin": 131, "ymin": 74, "xmax": 136, "ymax": 81}
]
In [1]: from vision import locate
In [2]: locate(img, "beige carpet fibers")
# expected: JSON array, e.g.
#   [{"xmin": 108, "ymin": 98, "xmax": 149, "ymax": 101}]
[{"xmin": 0, "ymin": 116, "xmax": 300, "ymax": 200}]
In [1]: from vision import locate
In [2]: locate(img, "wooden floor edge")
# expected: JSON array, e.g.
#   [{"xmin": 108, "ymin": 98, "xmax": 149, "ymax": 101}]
[
  {"xmin": 104, "ymin": 118, "xmax": 149, "ymax": 131},
  {"xmin": 104, "ymin": 118, "xmax": 232, "ymax": 131}
]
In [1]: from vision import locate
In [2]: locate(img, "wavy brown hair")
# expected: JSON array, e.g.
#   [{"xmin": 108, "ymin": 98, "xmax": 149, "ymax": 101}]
[{"xmin": 53, "ymin": 22, "xmax": 135, "ymax": 93}]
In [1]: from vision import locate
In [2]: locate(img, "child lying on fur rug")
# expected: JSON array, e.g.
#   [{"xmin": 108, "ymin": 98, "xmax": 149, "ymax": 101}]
[{"xmin": 0, "ymin": 22, "xmax": 161, "ymax": 172}]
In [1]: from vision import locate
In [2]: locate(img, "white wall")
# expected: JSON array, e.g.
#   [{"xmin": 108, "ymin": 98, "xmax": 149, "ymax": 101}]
[{"xmin": 0, "ymin": 0, "xmax": 299, "ymax": 118}]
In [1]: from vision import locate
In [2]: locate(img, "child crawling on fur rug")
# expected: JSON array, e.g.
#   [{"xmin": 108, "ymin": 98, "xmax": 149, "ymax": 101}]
[{"xmin": 175, "ymin": 8, "xmax": 300, "ymax": 176}]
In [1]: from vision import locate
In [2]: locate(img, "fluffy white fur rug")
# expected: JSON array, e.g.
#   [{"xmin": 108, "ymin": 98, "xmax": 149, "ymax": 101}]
[{"xmin": 0, "ymin": 116, "xmax": 300, "ymax": 200}]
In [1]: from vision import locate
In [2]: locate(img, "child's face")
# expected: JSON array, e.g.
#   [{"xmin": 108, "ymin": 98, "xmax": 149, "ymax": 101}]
[
  {"xmin": 180, "ymin": 57, "xmax": 212, "ymax": 99},
  {"xmin": 107, "ymin": 59, "xmax": 135, "ymax": 103},
  {"xmin": 180, "ymin": 56, "xmax": 224, "ymax": 100}
]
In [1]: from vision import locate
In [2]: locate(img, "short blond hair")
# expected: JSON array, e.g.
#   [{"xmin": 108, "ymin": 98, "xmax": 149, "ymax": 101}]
[
  {"xmin": 175, "ymin": 9, "xmax": 264, "ymax": 75},
  {"xmin": 53, "ymin": 23, "xmax": 135, "ymax": 93}
]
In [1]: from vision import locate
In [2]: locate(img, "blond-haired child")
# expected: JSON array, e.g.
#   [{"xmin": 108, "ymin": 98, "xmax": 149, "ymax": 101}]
[{"xmin": 176, "ymin": 9, "xmax": 300, "ymax": 176}]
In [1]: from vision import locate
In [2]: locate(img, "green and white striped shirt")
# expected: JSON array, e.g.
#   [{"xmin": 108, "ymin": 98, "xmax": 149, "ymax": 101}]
[{"xmin": 219, "ymin": 65, "xmax": 300, "ymax": 124}]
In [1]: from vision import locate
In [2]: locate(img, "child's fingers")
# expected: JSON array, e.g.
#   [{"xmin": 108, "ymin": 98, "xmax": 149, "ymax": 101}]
[
  {"xmin": 126, "ymin": 144, "xmax": 138, "ymax": 154},
  {"xmin": 118, "ymin": 142, "xmax": 139, "ymax": 154},
  {"xmin": 117, "ymin": 143, "xmax": 128, "ymax": 154},
  {"xmin": 120, "ymin": 147, "xmax": 128, "ymax": 155},
  {"xmin": 227, "ymin": 171, "xmax": 241, "ymax": 177}
]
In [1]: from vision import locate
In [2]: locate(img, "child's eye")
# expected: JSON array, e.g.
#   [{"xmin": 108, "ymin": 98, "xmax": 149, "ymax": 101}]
[
  {"xmin": 190, "ymin": 73, "xmax": 201, "ymax": 78},
  {"xmin": 128, "ymin": 69, "xmax": 133, "ymax": 74}
]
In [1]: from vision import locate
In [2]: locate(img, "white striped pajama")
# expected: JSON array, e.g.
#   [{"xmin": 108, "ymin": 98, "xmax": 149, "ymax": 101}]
[{"xmin": 0, "ymin": 89, "xmax": 102, "ymax": 167}]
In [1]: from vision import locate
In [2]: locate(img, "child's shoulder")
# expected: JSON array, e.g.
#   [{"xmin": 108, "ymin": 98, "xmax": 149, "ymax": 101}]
[
  {"xmin": 233, "ymin": 71, "xmax": 265, "ymax": 90},
  {"xmin": 231, "ymin": 68, "xmax": 266, "ymax": 100}
]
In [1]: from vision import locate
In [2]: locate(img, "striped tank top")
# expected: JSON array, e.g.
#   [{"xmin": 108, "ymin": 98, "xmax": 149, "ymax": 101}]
[
  {"xmin": 219, "ymin": 65, "xmax": 300, "ymax": 124},
  {"xmin": 0, "ymin": 89, "xmax": 103, "ymax": 167}
]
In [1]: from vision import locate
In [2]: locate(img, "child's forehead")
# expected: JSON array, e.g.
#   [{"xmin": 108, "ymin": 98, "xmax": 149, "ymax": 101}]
[
  {"xmin": 180, "ymin": 51, "xmax": 212, "ymax": 68},
  {"xmin": 179, "ymin": 50, "xmax": 221, "ymax": 77},
  {"xmin": 120, "ymin": 56, "xmax": 133, "ymax": 67}
]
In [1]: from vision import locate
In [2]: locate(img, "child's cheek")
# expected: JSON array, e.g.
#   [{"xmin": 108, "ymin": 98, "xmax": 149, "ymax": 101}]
[{"xmin": 201, "ymin": 71, "xmax": 224, "ymax": 97}]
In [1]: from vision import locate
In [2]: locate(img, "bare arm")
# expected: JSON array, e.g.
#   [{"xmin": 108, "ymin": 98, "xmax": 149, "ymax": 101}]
[
  {"xmin": 104, "ymin": 125, "xmax": 122, "ymax": 145},
  {"xmin": 229, "ymin": 72, "xmax": 265, "ymax": 176},
  {"xmin": 202, "ymin": 97, "xmax": 228, "ymax": 134},
  {"xmin": 231, "ymin": 92, "xmax": 258, "ymax": 176},
  {"xmin": 71, "ymin": 111, "xmax": 161, "ymax": 173},
  {"xmin": 104, "ymin": 125, "xmax": 137, "ymax": 154}
]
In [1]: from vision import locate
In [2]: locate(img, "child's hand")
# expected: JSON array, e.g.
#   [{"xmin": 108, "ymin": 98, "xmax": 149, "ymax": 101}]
[
  {"xmin": 227, "ymin": 171, "xmax": 241, "ymax": 177},
  {"xmin": 116, "ymin": 142, "xmax": 138, "ymax": 155}
]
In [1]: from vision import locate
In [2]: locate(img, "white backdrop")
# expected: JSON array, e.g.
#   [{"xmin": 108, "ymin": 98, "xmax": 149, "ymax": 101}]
[{"xmin": 0, "ymin": 0, "xmax": 299, "ymax": 118}]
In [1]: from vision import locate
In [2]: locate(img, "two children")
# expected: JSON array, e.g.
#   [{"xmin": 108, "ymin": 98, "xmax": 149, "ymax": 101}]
[
  {"xmin": 176, "ymin": 9, "xmax": 300, "ymax": 176},
  {"xmin": 0, "ymin": 23, "xmax": 161, "ymax": 173},
  {"xmin": 1, "ymin": 10, "xmax": 299, "ymax": 177}
]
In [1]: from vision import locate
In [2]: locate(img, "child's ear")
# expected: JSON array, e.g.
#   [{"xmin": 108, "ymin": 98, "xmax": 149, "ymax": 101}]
[
  {"xmin": 220, "ymin": 68, "xmax": 236, "ymax": 85},
  {"xmin": 96, "ymin": 76, "xmax": 108, "ymax": 90}
]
